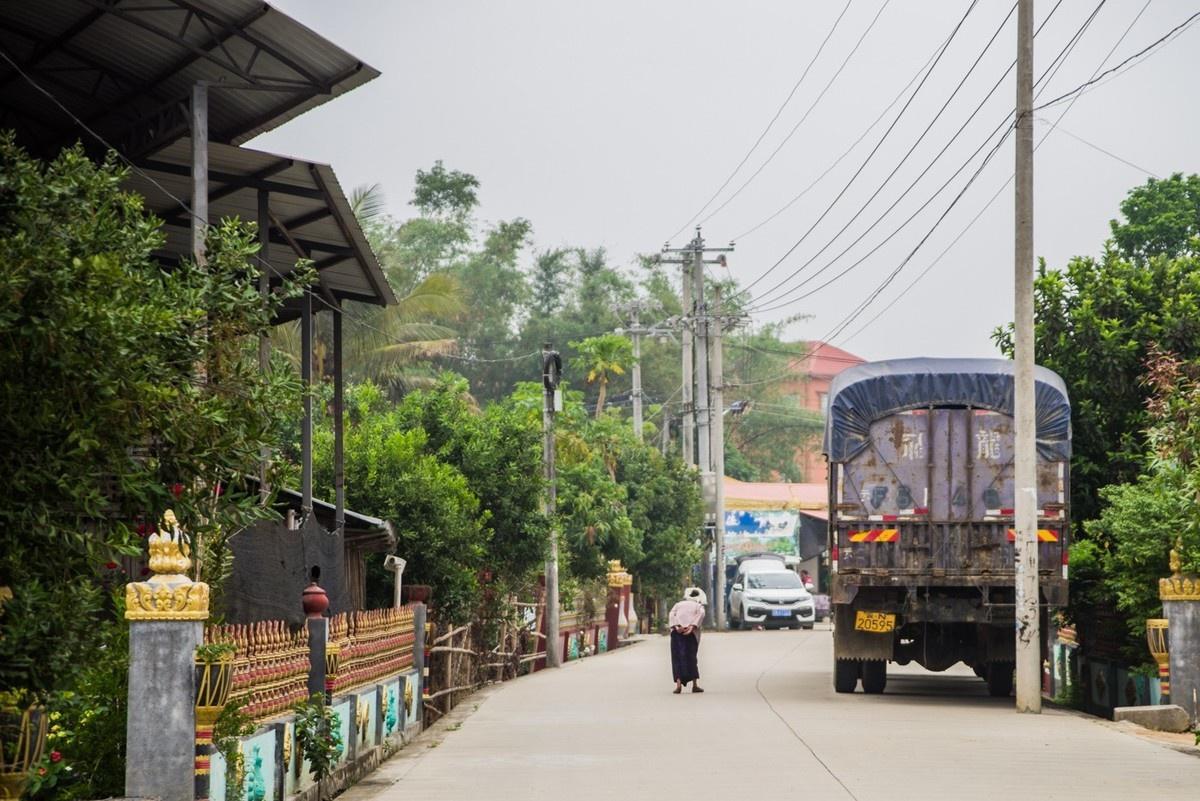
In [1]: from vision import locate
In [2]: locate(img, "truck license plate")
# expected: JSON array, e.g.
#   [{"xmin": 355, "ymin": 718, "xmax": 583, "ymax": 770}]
[{"xmin": 854, "ymin": 611, "xmax": 896, "ymax": 633}]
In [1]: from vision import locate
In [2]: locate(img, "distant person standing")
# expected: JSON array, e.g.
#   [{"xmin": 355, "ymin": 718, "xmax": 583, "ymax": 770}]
[{"xmin": 668, "ymin": 587, "xmax": 706, "ymax": 694}]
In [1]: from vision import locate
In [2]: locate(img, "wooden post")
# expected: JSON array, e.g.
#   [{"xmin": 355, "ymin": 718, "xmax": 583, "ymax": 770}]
[
  {"xmin": 190, "ymin": 82, "xmax": 207, "ymax": 267},
  {"xmin": 300, "ymin": 291, "xmax": 313, "ymax": 515},
  {"xmin": 257, "ymin": 189, "xmax": 271, "ymax": 503},
  {"xmin": 333, "ymin": 303, "xmax": 344, "ymax": 535}
]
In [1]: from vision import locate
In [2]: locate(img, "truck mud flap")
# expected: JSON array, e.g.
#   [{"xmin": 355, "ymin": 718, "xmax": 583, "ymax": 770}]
[{"xmin": 833, "ymin": 605, "xmax": 894, "ymax": 662}]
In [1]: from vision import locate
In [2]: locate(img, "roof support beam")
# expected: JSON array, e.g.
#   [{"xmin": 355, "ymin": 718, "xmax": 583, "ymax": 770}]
[
  {"xmin": 279, "ymin": 206, "xmax": 333, "ymax": 231},
  {"xmin": 309, "ymin": 164, "xmax": 389, "ymax": 304},
  {"xmin": 137, "ymin": 159, "xmax": 325, "ymax": 199},
  {"xmin": 153, "ymin": 157, "xmax": 293, "ymax": 221},
  {"xmin": 82, "ymin": 3, "xmax": 272, "ymax": 128},
  {"xmin": 0, "ymin": 10, "xmax": 150, "ymax": 95}
]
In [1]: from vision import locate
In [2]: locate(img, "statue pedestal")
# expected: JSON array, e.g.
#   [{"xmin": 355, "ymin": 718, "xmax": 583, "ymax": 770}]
[
  {"xmin": 124, "ymin": 512, "xmax": 209, "ymax": 801},
  {"xmin": 1160, "ymin": 562, "xmax": 1200, "ymax": 726}
]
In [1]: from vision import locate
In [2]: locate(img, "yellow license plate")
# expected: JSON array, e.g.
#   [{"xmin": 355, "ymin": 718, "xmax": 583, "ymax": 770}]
[{"xmin": 854, "ymin": 611, "xmax": 896, "ymax": 633}]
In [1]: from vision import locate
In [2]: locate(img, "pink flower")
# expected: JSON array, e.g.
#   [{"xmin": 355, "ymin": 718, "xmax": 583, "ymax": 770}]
[
  {"xmin": 37, "ymin": 768, "xmax": 47, "ymax": 776},
  {"xmin": 50, "ymin": 751, "xmax": 62, "ymax": 763}
]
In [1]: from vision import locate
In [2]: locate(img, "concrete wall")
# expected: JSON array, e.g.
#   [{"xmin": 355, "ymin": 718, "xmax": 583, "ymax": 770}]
[{"xmin": 209, "ymin": 667, "xmax": 422, "ymax": 801}]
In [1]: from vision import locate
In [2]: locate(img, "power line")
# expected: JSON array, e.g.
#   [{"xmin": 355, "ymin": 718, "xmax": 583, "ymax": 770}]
[
  {"xmin": 1033, "ymin": 9, "xmax": 1200, "ymax": 112},
  {"xmin": 729, "ymin": 0, "xmax": 984, "ymax": 302},
  {"xmin": 1036, "ymin": 117, "xmax": 1160, "ymax": 178},
  {"xmin": 695, "ymin": 0, "xmax": 893, "ymax": 229},
  {"xmin": 732, "ymin": 40, "xmax": 944, "ymax": 243},
  {"xmin": 744, "ymin": 0, "xmax": 1030, "ymax": 312},
  {"xmin": 745, "ymin": 0, "xmax": 1098, "ymax": 315},
  {"xmin": 838, "ymin": 0, "xmax": 1154, "ymax": 348},
  {"xmin": 664, "ymin": 0, "xmax": 856, "ymax": 243}
]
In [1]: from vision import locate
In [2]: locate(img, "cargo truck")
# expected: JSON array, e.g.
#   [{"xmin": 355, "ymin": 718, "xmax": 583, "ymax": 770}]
[{"xmin": 825, "ymin": 358, "xmax": 1071, "ymax": 696}]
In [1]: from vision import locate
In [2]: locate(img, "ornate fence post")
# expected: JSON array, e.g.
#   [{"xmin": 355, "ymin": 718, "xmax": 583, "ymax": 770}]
[
  {"xmin": 124, "ymin": 511, "xmax": 209, "ymax": 801},
  {"xmin": 1160, "ymin": 543, "xmax": 1200, "ymax": 725},
  {"xmin": 606, "ymin": 561, "xmax": 623, "ymax": 650}
]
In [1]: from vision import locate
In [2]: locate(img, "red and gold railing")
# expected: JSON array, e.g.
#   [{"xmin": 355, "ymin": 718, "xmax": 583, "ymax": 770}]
[
  {"xmin": 204, "ymin": 620, "xmax": 311, "ymax": 722},
  {"xmin": 327, "ymin": 606, "xmax": 416, "ymax": 695}
]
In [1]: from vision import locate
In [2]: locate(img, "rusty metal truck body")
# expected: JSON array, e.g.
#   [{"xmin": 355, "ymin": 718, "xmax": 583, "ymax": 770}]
[{"xmin": 825, "ymin": 358, "xmax": 1070, "ymax": 696}]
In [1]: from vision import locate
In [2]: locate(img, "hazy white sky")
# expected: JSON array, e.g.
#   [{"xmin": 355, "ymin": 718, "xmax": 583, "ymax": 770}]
[{"xmin": 252, "ymin": 0, "xmax": 1200, "ymax": 362}]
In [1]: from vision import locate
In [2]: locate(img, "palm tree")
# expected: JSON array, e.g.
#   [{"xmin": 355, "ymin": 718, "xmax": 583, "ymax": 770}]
[
  {"xmin": 570, "ymin": 334, "xmax": 634, "ymax": 419},
  {"xmin": 273, "ymin": 184, "xmax": 466, "ymax": 397}
]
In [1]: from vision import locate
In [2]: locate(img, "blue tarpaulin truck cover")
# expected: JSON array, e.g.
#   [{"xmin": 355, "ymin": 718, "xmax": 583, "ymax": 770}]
[{"xmin": 823, "ymin": 357, "xmax": 1071, "ymax": 463}]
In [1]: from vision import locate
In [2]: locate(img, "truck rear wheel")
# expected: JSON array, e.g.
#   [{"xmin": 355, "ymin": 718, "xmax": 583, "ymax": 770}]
[
  {"xmin": 985, "ymin": 661, "xmax": 1014, "ymax": 697},
  {"xmin": 834, "ymin": 659, "xmax": 860, "ymax": 693},
  {"xmin": 861, "ymin": 660, "xmax": 887, "ymax": 694}
]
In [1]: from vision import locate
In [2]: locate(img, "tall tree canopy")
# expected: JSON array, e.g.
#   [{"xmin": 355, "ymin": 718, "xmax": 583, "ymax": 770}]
[{"xmin": 994, "ymin": 174, "xmax": 1200, "ymax": 523}]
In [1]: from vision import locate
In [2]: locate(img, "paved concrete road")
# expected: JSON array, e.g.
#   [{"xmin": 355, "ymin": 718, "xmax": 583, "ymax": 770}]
[{"xmin": 352, "ymin": 628, "xmax": 1200, "ymax": 801}]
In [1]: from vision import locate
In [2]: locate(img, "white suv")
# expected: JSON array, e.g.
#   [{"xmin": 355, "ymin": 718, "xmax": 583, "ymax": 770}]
[{"xmin": 729, "ymin": 569, "xmax": 816, "ymax": 630}]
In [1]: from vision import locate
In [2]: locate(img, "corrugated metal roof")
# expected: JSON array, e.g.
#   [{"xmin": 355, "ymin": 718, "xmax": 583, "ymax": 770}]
[
  {"xmin": 0, "ymin": 0, "xmax": 378, "ymax": 157},
  {"xmin": 124, "ymin": 138, "xmax": 395, "ymax": 314}
]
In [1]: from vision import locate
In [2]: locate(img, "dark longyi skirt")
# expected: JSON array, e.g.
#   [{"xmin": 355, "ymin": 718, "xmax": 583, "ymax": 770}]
[{"xmin": 670, "ymin": 629, "xmax": 700, "ymax": 683}]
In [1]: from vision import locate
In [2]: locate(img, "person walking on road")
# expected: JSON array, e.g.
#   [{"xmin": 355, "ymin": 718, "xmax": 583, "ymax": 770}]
[{"xmin": 669, "ymin": 587, "xmax": 706, "ymax": 694}]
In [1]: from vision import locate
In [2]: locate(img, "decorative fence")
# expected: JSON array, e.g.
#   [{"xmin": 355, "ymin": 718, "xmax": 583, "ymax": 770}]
[
  {"xmin": 204, "ymin": 620, "xmax": 311, "ymax": 722},
  {"xmin": 199, "ymin": 605, "xmax": 425, "ymax": 801},
  {"xmin": 422, "ymin": 566, "xmax": 640, "ymax": 726},
  {"xmin": 328, "ymin": 606, "xmax": 417, "ymax": 694}
]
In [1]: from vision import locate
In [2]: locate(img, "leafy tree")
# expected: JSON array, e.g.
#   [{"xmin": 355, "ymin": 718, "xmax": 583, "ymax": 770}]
[
  {"xmin": 1067, "ymin": 350, "xmax": 1200, "ymax": 661},
  {"xmin": 570, "ymin": 334, "xmax": 634, "ymax": 418},
  {"xmin": 993, "ymin": 175, "xmax": 1200, "ymax": 523},
  {"xmin": 0, "ymin": 134, "xmax": 306, "ymax": 796},
  {"xmin": 396, "ymin": 375, "xmax": 550, "ymax": 587},
  {"xmin": 313, "ymin": 383, "xmax": 487, "ymax": 621},
  {"xmin": 1109, "ymin": 173, "xmax": 1200, "ymax": 262},
  {"xmin": 411, "ymin": 160, "xmax": 480, "ymax": 220}
]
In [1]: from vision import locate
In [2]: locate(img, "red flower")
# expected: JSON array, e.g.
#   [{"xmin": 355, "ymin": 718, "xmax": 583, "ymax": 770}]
[
  {"xmin": 105, "ymin": 561, "xmax": 119, "ymax": 570},
  {"xmin": 50, "ymin": 751, "xmax": 62, "ymax": 763},
  {"xmin": 37, "ymin": 768, "xmax": 47, "ymax": 776},
  {"xmin": 171, "ymin": 482, "xmax": 185, "ymax": 499}
]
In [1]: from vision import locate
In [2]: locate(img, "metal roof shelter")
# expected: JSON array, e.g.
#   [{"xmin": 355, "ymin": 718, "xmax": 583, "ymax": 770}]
[
  {"xmin": 0, "ymin": 0, "xmax": 378, "ymax": 159},
  {"xmin": 126, "ymin": 138, "xmax": 396, "ymax": 317},
  {"xmin": 1, "ymin": 2, "xmax": 395, "ymax": 548}
]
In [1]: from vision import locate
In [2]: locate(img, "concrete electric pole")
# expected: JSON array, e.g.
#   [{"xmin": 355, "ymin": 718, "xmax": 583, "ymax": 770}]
[
  {"xmin": 542, "ymin": 344, "xmax": 562, "ymax": 668},
  {"xmin": 710, "ymin": 286, "xmax": 728, "ymax": 631},
  {"xmin": 630, "ymin": 304, "xmax": 645, "ymax": 440},
  {"xmin": 618, "ymin": 300, "xmax": 669, "ymax": 442},
  {"xmin": 680, "ymin": 261, "xmax": 695, "ymax": 467},
  {"xmin": 1013, "ymin": 0, "xmax": 1040, "ymax": 713},
  {"xmin": 659, "ymin": 229, "xmax": 734, "ymax": 628}
]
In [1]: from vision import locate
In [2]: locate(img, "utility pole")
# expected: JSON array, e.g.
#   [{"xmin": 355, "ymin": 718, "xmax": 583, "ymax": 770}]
[
  {"xmin": 618, "ymin": 300, "xmax": 668, "ymax": 441},
  {"xmin": 542, "ymin": 344, "xmax": 562, "ymax": 668},
  {"xmin": 630, "ymin": 304, "xmax": 644, "ymax": 440},
  {"xmin": 691, "ymin": 235, "xmax": 714, "ymax": 626},
  {"xmin": 710, "ymin": 286, "xmax": 728, "ymax": 631},
  {"xmin": 659, "ymin": 229, "xmax": 734, "ymax": 628},
  {"xmin": 1013, "ymin": 0, "xmax": 1040, "ymax": 713},
  {"xmin": 680, "ymin": 262, "xmax": 695, "ymax": 467}
]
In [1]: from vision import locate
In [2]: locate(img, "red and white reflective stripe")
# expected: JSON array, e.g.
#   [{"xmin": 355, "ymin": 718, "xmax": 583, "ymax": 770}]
[
  {"xmin": 831, "ymin": 545, "xmax": 839, "ymax": 573},
  {"xmin": 1062, "ymin": 548, "xmax": 1069, "ymax": 580}
]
